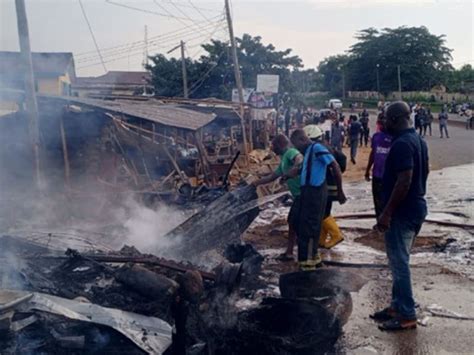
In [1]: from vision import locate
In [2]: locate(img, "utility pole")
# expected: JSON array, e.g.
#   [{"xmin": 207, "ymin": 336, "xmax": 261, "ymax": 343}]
[
  {"xmin": 15, "ymin": 0, "xmax": 41, "ymax": 190},
  {"xmin": 341, "ymin": 68, "xmax": 346, "ymax": 99},
  {"xmin": 142, "ymin": 25, "xmax": 148, "ymax": 95},
  {"xmin": 142, "ymin": 25, "xmax": 148, "ymax": 68},
  {"xmin": 180, "ymin": 41, "xmax": 189, "ymax": 99},
  {"xmin": 397, "ymin": 65, "xmax": 402, "ymax": 100},
  {"xmin": 376, "ymin": 63, "xmax": 380, "ymax": 97},
  {"xmin": 225, "ymin": 0, "xmax": 249, "ymax": 154}
]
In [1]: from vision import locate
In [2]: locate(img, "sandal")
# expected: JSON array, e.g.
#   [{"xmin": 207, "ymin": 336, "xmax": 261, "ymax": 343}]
[
  {"xmin": 370, "ymin": 307, "xmax": 398, "ymax": 322},
  {"xmin": 378, "ymin": 317, "xmax": 417, "ymax": 331}
]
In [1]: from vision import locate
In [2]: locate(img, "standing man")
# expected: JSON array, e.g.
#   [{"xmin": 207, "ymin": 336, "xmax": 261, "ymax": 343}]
[
  {"xmin": 371, "ymin": 101, "xmax": 429, "ymax": 331},
  {"xmin": 416, "ymin": 105, "xmax": 426, "ymax": 136},
  {"xmin": 348, "ymin": 115, "xmax": 362, "ymax": 164},
  {"xmin": 330, "ymin": 117, "xmax": 345, "ymax": 151},
  {"xmin": 423, "ymin": 108, "xmax": 433, "ymax": 137},
  {"xmin": 253, "ymin": 134, "xmax": 303, "ymax": 261},
  {"xmin": 359, "ymin": 109, "xmax": 370, "ymax": 147},
  {"xmin": 439, "ymin": 109, "xmax": 450, "ymax": 138},
  {"xmin": 290, "ymin": 129, "xmax": 346, "ymax": 270},
  {"xmin": 365, "ymin": 117, "xmax": 392, "ymax": 218}
]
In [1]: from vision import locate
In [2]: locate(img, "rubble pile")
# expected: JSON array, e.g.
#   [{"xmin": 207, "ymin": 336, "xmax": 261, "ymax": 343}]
[{"xmin": 0, "ymin": 225, "xmax": 355, "ymax": 354}]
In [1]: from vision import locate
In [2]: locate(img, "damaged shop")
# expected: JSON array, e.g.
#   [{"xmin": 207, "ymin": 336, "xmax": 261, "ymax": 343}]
[{"xmin": 0, "ymin": 90, "xmax": 356, "ymax": 354}]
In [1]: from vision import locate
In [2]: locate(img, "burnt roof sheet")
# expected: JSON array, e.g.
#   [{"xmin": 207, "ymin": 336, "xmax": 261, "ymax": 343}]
[{"xmin": 39, "ymin": 95, "xmax": 216, "ymax": 131}]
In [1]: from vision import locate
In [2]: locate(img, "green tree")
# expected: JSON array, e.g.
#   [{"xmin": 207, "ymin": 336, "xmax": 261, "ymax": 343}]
[
  {"xmin": 444, "ymin": 64, "xmax": 474, "ymax": 93},
  {"xmin": 347, "ymin": 26, "xmax": 453, "ymax": 92},
  {"xmin": 317, "ymin": 55, "xmax": 351, "ymax": 96},
  {"xmin": 147, "ymin": 34, "xmax": 303, "ymax": 100}
]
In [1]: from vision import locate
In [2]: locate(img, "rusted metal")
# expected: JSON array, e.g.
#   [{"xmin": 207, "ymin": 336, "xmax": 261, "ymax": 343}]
[
  {"xmin": 86, "ymin": 255, "xmax": 216, "ymax": 281},
  {"xmin": 36, "ymin": 253, "xmax": 216, "ymax": 281}
]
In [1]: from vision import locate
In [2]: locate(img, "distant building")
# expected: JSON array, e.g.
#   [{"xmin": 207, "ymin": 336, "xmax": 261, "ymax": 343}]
[
  {"xmin": 0, "ymin": 51, "xmax": 76, "ymax": 96},
  {"xmin": 72, "ymin": 71, "xmax": 153, "ymax": 98}
]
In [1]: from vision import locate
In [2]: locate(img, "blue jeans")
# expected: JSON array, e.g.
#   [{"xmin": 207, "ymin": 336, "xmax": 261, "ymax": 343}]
[
  {"xmin": 384, "ymin": 215, "xmax": 425, "ymax": 319},
  {"xmin": 350, "ymin": 138, "xmax": 358, "ymax": 160}
]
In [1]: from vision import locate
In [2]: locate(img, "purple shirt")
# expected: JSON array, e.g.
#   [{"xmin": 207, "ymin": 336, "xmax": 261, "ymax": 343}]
[{"xmin": 372, "ymin": 132, "xmax": 392, "ymax": 179}]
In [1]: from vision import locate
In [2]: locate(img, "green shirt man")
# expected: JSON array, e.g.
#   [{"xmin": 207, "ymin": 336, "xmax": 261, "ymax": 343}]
[{"xmin": 275, "ymin": 147, "xmax": 301, "ymax": 197}]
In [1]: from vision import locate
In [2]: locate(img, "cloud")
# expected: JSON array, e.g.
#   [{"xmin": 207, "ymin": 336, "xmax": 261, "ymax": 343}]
[{"xmin": 234, "ymin": 20, "xmax": 354, "ymax": 67}]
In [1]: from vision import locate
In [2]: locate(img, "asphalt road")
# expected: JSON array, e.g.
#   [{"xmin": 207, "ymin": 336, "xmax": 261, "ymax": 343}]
[{"xmin": 344, "ymin": 111, "xmax": 474, "ymax": 171}]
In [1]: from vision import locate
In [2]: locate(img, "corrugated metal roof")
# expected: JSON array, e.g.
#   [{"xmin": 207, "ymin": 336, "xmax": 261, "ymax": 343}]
[
  {"xmin": 75, "ymin": 71, "xmax": 151, "ymax": 86},
  {"xmin": 38, "ymin": 95, "xmax": 216, "ymax": 131}
]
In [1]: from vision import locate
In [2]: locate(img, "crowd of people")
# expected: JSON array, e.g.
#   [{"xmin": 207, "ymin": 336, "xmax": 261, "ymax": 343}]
[{"xmin": 254, "ymin": 101, "xmax": 430, "ymax": 331}]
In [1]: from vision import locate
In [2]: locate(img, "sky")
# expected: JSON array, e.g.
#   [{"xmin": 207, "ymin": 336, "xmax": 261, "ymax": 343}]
[{"xmin": 0, "ymin": 0, "xmax": 473, "ymax": 77}]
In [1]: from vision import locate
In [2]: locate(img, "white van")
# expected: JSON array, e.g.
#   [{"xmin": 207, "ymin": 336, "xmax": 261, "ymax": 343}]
[{"xmin": 328, "ymin": 99, "xmax": 343, "ymax": 110}]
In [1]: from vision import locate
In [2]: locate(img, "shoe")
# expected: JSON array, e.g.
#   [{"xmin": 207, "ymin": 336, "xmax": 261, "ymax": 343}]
[
  {"xmin": 319, "ymin": 216, "xmax": 344, "ymax": 249},
  {"xmin": 298, "ymin": 260, "xmax": 316, "ymax": 271},
  {"xmin": 370, "ymin": 307, "xmax": 398, "ymax": 322},
  {"xmin": 298, "ymin": 254, "xmax": 323, "ymax": 271},
  {"xmin": 378, "ymin": 317, "xmax": 417, "ymax": 331}
]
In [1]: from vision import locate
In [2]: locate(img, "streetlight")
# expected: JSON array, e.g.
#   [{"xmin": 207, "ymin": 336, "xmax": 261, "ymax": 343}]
[{"xmin": 376, "ymin": 63, "xmax": 380, "ymax": 96}]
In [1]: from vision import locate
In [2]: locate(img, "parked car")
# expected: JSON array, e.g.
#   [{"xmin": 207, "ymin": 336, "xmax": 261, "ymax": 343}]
[{"xmin": 327, "ymin": 99, "xmax": 343, "ymax": 110}]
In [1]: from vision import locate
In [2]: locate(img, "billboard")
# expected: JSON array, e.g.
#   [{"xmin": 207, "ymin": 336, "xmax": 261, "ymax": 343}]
[{"xmin": 257, "ymin": 74, "xmax": 279, "ymax": 94}]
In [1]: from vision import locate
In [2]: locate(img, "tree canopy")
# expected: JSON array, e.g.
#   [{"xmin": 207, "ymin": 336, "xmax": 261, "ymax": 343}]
[
  {"xmin": 316, "ymin": 26, "xmax": 455, "ymax": 94},
  {"xmin": 147, "ymin": 27, "xmax": 469, "ymax": 101},
  {"xmin": 147, "ymin": 34, "xmax": 303, "ymax": 100}
]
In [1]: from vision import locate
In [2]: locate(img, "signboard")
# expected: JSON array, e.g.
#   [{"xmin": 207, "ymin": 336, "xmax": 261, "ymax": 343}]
[
  {"xmin": 257, "ymin": 74, "xmax": 279, "ymax": 93},
  {"xmin": 232, "ymin": 88, "xmax": 254, "ymax": 103},
  {"xmin": 249, "ymin": 92, "xmax": 274, "ymax": 108}
]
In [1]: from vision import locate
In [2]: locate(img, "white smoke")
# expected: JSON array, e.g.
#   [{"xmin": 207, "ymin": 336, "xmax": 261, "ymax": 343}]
[{"xmin": 114, "ymin": 195, "xmax": 186, "ymax": 253}]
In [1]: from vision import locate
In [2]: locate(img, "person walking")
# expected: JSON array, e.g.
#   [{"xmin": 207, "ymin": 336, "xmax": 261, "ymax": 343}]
[
  {"xmin": 348, "ymin": 115, "xmax": 362, "ymax": 164},
  {"xmin": 365, "ymin": 117, "xmax": 392, "ymax": 218},
  {"xmin": 371, "ymin": 101, "xmax": 429, "ymax": 331},
  {"xmin": 304, "ymin": 125, "xmax": 347, "ymax": 250},
  {"xmin": 253, "ymin": 134, "xmax": 303, "ymax": 261},
  {"xmin": 290, "ymin": 129, "xmax": 346, "ymax": 270},
  {"xmin": 359, "ymin": 109, "xmax": 370, "ymax": 147},
  {"xmin": 439, "ymin": 109, "xmax": 450, "ymax": 138}
]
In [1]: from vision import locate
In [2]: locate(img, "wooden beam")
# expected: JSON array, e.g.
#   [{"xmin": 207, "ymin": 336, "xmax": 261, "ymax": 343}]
[{"xmin": 59, "ymin": 113, "xmax": 70, "ymax": 186}]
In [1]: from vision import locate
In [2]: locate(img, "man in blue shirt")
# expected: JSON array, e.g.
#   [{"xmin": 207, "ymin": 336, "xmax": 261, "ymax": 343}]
[
  {"xmin": 289, "ymin": 129, "xmax": 346, "ymax": 270},
  {"xmin": 371, "ymin": 102, "xmax": 429, "ymax": 331}
]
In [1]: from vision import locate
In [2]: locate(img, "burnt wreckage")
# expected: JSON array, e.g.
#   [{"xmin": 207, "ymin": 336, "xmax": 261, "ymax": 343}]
[{"xmin": 0, "ymin": 93, "xmax": 359, "ymax": 354}]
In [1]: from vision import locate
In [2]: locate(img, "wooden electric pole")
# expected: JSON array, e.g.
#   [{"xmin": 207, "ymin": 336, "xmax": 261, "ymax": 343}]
[
  {"xmin": 341, "ymin": 69, "xmax": 346, "ymax": 99},
  {"xmin": 180, "ymin": 41, "xmax": 189, "ymax": 99},
  {"xmin": 15, "ymin": 0, "xmax": 41, "ymax": 189},
  {"xmin": 397, "ymin": 65, "xmax": 402, "ymax": 100},
  {"xmin": 225, "ymin": 0, "xmax": 249, "ymax": 154}
]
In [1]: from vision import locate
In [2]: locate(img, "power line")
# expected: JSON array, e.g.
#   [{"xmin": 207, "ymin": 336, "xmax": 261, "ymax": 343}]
[
  {"xmin": 153, "ymin": 0, "xmax": 214, "ymax": 37},
  {"xmin": 105, "ymin": 0, "xmax": 197, "ymax": 21},
  {"xmin": 76, "ymin": 24, "xmax": 225, "ymax": 66},
  {"xmin": 186, "ymin": 0, "xmax": 215, "ymax": 24},
  {"xmin": 75, "ymin": 15, "xmax": 224, "ymax": 58},
  {"xmin": 76, "ymin": 19, "xmax": 225, "ymax": 64},
  {"xmin": 78, "ymin": 0, "xmax": 107, "ymax": 73},
  {"xmin": 77, "ymin": 27, "xmax": 226, "ymax": 69},
  {"xmin": 160, "ymin": 0, "xmax": 219, "ymax": 13},
  {"xmin": 188, "ymin": 50, "xmax": 227, "ymax": 96},
  {"xmin": 187, "ymin": 21, "xmax": 227, "ymax": 59}
]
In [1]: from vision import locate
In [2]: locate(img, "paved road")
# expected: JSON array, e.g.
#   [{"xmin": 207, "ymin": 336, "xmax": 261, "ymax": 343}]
[{"xmin": 342, "ymin": 110, "xmax": 474, "ymax": 170}]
